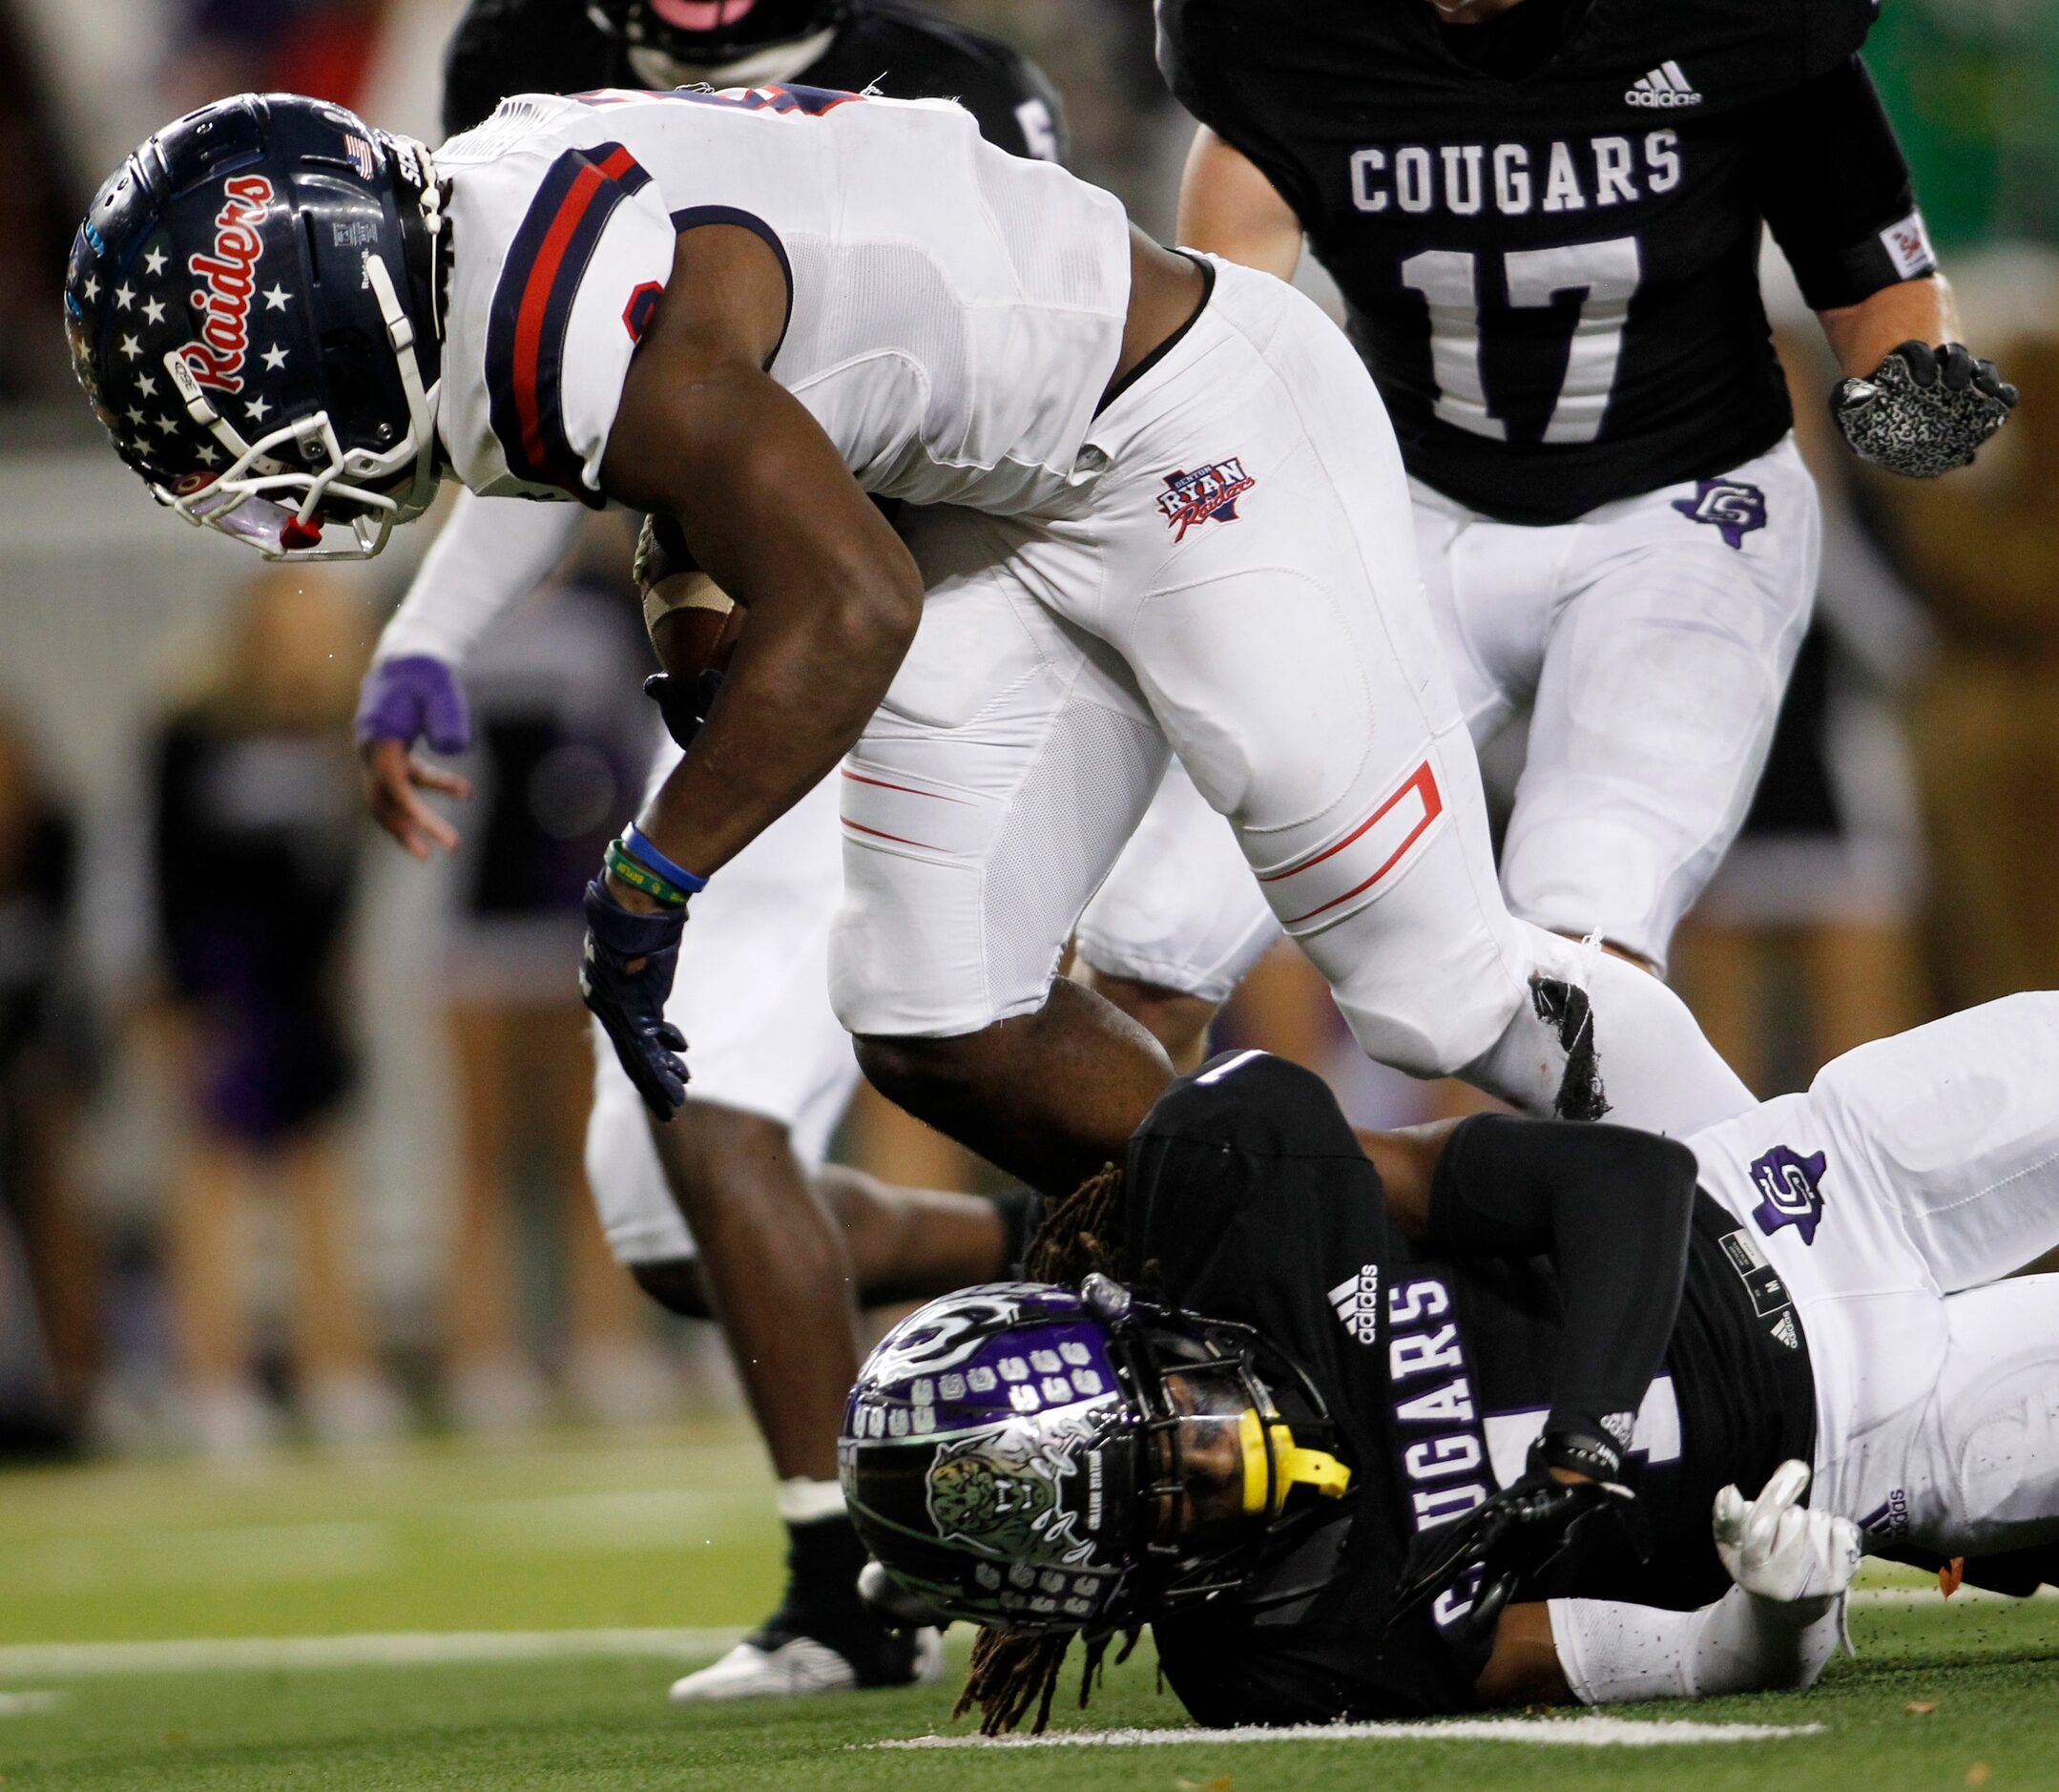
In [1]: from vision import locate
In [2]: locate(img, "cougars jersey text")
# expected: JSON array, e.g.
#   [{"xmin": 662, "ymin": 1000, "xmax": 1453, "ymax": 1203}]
[{"xmin": 1159, "ymin": 0, "xmax": 1919, "ymax": 521}]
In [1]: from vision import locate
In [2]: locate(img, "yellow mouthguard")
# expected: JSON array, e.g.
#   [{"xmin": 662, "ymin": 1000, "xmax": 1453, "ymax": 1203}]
[{"xmin": 1239, "ymin": 1407, "xmax": 1352, "ymax": 1515}]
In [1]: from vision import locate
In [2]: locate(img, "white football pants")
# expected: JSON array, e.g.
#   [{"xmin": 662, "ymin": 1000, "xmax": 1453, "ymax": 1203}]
[
  {"xmin": 1693, "ymin": 992, "xmax": 2059, "ymax": 1556},
  {"xmin": 829, "ymin": 259, "xmax": 1749, "ymax": 1134}
]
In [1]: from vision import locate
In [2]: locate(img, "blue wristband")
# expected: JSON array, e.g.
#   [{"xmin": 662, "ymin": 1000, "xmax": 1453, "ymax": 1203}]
[{"xmin": 624, "ymin": 824, "xmax": 708, "ymax": 895}]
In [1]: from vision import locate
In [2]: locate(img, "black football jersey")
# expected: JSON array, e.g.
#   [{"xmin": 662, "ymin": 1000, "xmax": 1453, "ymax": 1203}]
[
  {"xmin": 442, "ymin": 0, "xmax": 1066, "ymax": 159},
  {"xmin": 1159, "ymin": 0, "xmax": 1885, "ymax": 523},
  {"xmin": 1123, "ymin": 1052, "xmax": 1815, "ymax": 1726}
]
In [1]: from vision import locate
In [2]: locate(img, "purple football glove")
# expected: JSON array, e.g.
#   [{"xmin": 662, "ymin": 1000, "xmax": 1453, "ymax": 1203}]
[
  {"xmin": 354, "ymin": 654, "xmax": 472, "ymax": 753},
  {"xmin": 580, "ymin": 876, "xmax": 689, "ymax": 1121}
]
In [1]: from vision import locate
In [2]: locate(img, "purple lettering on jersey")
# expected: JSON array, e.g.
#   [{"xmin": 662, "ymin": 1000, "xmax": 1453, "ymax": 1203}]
[
  {"xmin": 1749, "ymin": 1144, "xmax": 1827, "ymax": 1246},
  {"xmin": 1672, "ymin": 477, "xmax": 1766, "ymax": 549}
]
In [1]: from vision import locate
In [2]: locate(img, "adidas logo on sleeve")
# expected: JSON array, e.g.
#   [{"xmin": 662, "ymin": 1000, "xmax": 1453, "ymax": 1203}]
[
  {"xmin": 1329, "ymin": 1266, "xmax": 1381, "ymax": 1346},
  {"xmin": 1627, "ymin": 61, "xmax": 1702, "ymax": 108}
]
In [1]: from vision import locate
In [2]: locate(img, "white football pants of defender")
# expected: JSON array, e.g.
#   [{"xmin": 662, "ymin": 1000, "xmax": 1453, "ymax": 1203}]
[
  {"xmin": 1693, "ymin": 992, "xmax": 2059, "ymax": 1558},
  {"xmin": 1422, "ymin": 436, "xmax": 1821, "ymax": 973},
  {"xmin": 583, "ymin": 747, "xmax": 860, "ymax": 1267},
  {"xmin": 830, "ymin": 259, "xmax": 1751, "ymax": 1136}
]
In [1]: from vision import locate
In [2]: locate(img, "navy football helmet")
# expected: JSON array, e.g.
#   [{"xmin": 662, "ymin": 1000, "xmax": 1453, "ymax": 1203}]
[
  {"xmin": 587, "ymin": 0, "xmax": 845, "ymax": 68},
  {"xmin": 63, "ymin": 94, "xmax": 445, "ymax": 560},
  {"xmin": 841, "ymin": 1276, "xmax": 1352, "ymax": 1635}
]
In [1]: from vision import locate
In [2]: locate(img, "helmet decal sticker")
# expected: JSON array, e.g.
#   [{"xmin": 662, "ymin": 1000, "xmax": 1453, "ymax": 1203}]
[
  {"xmin": 862, "ymin": 1283, "xmax": 1059, "ymax": 1386},
  {"xmin": 925, "ymin": 1410, "xmax": 1102, "ymax": 1566},
  {"xmin": 180, "ymin": 175, "xmax": 273, "ymax": 393}
]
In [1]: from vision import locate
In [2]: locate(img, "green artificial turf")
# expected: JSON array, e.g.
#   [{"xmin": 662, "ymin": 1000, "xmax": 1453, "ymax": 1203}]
[{"xmin": 2, "ymin": 1426, "xmax": 2054, "ymax": 1790}]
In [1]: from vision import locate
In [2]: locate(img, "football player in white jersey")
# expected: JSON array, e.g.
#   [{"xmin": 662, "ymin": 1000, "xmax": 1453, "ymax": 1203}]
[
  {"xmin": 351, "ymin": 0, "xmax": 1081, "ymax": 1704},
  {"xmin": 69, "ymin": 93, "xmax": 1757, "ymax": 1340}
]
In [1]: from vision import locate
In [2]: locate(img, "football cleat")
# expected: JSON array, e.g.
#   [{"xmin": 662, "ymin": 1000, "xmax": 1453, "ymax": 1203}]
[
  {"xmin": 667, "ymin": 1622, "xmax": 942, "ymax": 1703},
  {"xmin": 64, "ymin": 93, "xmax": 446, "ymax": 560}
]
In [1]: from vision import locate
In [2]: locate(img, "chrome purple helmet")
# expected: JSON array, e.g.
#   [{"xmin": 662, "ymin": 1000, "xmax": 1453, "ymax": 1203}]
[{"xmin": 841, "ymin": 1277, "xmax": 1352, "ymax": 1635}]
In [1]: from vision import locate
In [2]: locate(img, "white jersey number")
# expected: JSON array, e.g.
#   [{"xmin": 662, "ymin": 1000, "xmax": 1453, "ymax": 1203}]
[
  {"xmin": 1013, "ymin": 98, "xmax": 1060, "ymax": 162},
  {"xmin": 1398, "ymin": 234, "xmax": 1643, "ymax": 445}
]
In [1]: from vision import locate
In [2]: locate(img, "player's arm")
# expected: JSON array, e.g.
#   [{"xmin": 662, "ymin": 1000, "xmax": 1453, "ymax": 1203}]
[
  {"xmin": 1481, "ymin": 1459, "xmax": 1861, "ymax": 1706},
  {"xmin": 1362, "ymin": 1115, "xmax": 1695, "ymax": 1478},
  {"xmin": 598, "ymin": 222, "xmax": 926, "ymax": 884},
  {"xmin": 1760, "ymin": 56, "xmax": 2015, "ymax": 475},
  {"xmin": 1370, "ymin": 1116, "xmax": 1697, "ymax": 1643},
  {"xmin": 356, "ymin": 493, "xmax": 586, "ymax": 858},
  {"xmin": 1175, "ymin": 128, "xmax": 1303, "ymax": 281}
]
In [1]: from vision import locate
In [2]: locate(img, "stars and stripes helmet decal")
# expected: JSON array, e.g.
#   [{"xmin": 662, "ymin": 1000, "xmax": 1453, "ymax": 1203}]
[{"xmin": 64, "ymin": 93, "xmax": 447, "ymax": 560}]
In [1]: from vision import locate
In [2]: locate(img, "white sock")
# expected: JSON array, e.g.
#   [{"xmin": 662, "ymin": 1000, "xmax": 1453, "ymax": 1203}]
[
  {"xmin": 1465, "ymin": 925, "xmax": 1754, "ymax": 1135},
  {"xmin": 776, "ymin": 1476, "xmax": 848, "ymax": 1525}
]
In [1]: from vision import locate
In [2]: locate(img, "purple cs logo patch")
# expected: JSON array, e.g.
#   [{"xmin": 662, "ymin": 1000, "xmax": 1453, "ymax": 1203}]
[
  {"xmin": 1749, "ymin": 1145, "xmax": 1827, "ymax": 1245},
  {"xmin": 1157, "ymin": 457, "xmax": 1255, "ymax": 541},
  {"xmin": 1672, "ymin": 478, "xmax": 1766, "ymax": 549}
]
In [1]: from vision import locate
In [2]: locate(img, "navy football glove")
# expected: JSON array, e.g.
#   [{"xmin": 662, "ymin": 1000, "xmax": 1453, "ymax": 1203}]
[
  {"xmin": 580, "ymin": 877, "xmax": 689, "ymax": 1121},
  {"xmin": 1832, "ymin": 340, "xmax": 2017, "ymax": 478}
]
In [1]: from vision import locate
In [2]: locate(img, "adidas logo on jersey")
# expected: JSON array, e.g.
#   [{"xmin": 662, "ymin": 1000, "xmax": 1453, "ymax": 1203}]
[
  {"xmin": 1626, "ymin": 62, "xmax": 1701, "ymax": 108},
  {"xmin": 1329, "ymin": 1266, "xmax": 1381, "ymax": 1346}
]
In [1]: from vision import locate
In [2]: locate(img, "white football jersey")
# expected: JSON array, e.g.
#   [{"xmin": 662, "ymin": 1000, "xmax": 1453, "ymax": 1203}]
[{"xmin": 434, "ymin": 85, "xmax": 1133, "ymax": 513}]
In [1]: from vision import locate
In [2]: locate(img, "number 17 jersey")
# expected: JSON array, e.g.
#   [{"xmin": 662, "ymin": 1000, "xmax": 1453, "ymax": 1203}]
[{"xmin": 1158, "ymin": 0, "xmax": 1879, "ymax": 523}]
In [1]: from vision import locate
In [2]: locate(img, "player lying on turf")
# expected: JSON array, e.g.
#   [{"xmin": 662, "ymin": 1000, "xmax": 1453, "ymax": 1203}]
[
  {"xmin": 844, "ymin": 993, "xmax": 2059, "ymax": 1732},
  {"xmin": 351, "ymin": 0, "xmax": 1072, "ymax": 1705},
  {"xmin": 67, "ymin": 88, "xmax": 1756, "ymax": 1232}
]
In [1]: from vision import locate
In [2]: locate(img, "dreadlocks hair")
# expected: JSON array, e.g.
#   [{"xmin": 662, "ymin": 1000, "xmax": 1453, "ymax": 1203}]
[
  {"xmin": 1023, "ymin": 1160, "xmax": 1125, "ymax": 1283},
  {"xmin": 952, "ymin": 1160, "xmax": 1139, "ymax": 1737}
]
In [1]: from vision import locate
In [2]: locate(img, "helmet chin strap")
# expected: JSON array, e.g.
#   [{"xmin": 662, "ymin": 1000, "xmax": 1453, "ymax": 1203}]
[{"xmin": 1238, "ymin": 1408, "xmax": 1352, "ymax": 1517}]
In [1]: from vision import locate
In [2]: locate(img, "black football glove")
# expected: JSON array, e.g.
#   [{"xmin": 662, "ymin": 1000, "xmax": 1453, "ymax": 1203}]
[
  {"xmin": 1389, "ymin": 1433, "xmax": 1632, "ymax": 1649},
  {"xmin": 643, "ymin": 669, "xmax": 725, "ymax": 753},
  {"xmin": 1831, "ymin": 340, "xmax": 2018, "ymax": 478},
  {"xmin": 579, "ymin": 876, "xmax": 689, "ymax": 1120}
]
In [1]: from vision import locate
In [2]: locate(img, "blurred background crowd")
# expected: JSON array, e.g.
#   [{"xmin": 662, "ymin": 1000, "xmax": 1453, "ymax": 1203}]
[{"xmin": 0, "ymin": 0, "xmax": 2054, "ymax": 1460}]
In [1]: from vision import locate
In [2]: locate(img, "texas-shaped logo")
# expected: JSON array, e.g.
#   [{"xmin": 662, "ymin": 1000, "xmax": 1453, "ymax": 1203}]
[
  {"xmin": 1157, "ymin": 457, "xmax": 1255, "ymax": 540},
  {"xmin": 1672, "ymin": 478, "xmax": 1766, "ymax": 550},
  {"xmin": 1749, "ymin": 1144, "xmax": 1826, "ymax": 1245}
]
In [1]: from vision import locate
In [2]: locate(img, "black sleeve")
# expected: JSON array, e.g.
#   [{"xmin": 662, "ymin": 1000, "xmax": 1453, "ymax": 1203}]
[
  {"xmin": 1799, "ymin": 0, "xmax": 1880, "ymax": 81},
  {"xmin": 1154, "ymin": 0, "xmax": 1323, "ymax": 229},
  {"xmin": 441, "ymin": 0, "xmax": 617, "ymax": 138},
  {"xmin": 962, "ymin": 42, "xmax": 1069, "ymax": 164},
  {"xmin": 1427, "ymin": 1115, "xmax": 1695, "ymax": 1470},
  {"xmin": 1757, "ymin": 56, "xmax": 1934, "ymax": 312}
]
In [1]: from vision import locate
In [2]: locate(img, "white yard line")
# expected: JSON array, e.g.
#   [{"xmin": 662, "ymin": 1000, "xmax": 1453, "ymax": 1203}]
[
  {"xmin": 0, "ymin": 1690, "xmax": 65, "ymax": 1716},
  {"xmin": 0, "ymin": 1628, "xmax": 739, "ymax": 1678},
  {"xmin": 872, "ymin": 1716, "xmax": 1826, "ymax": 1750}
]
